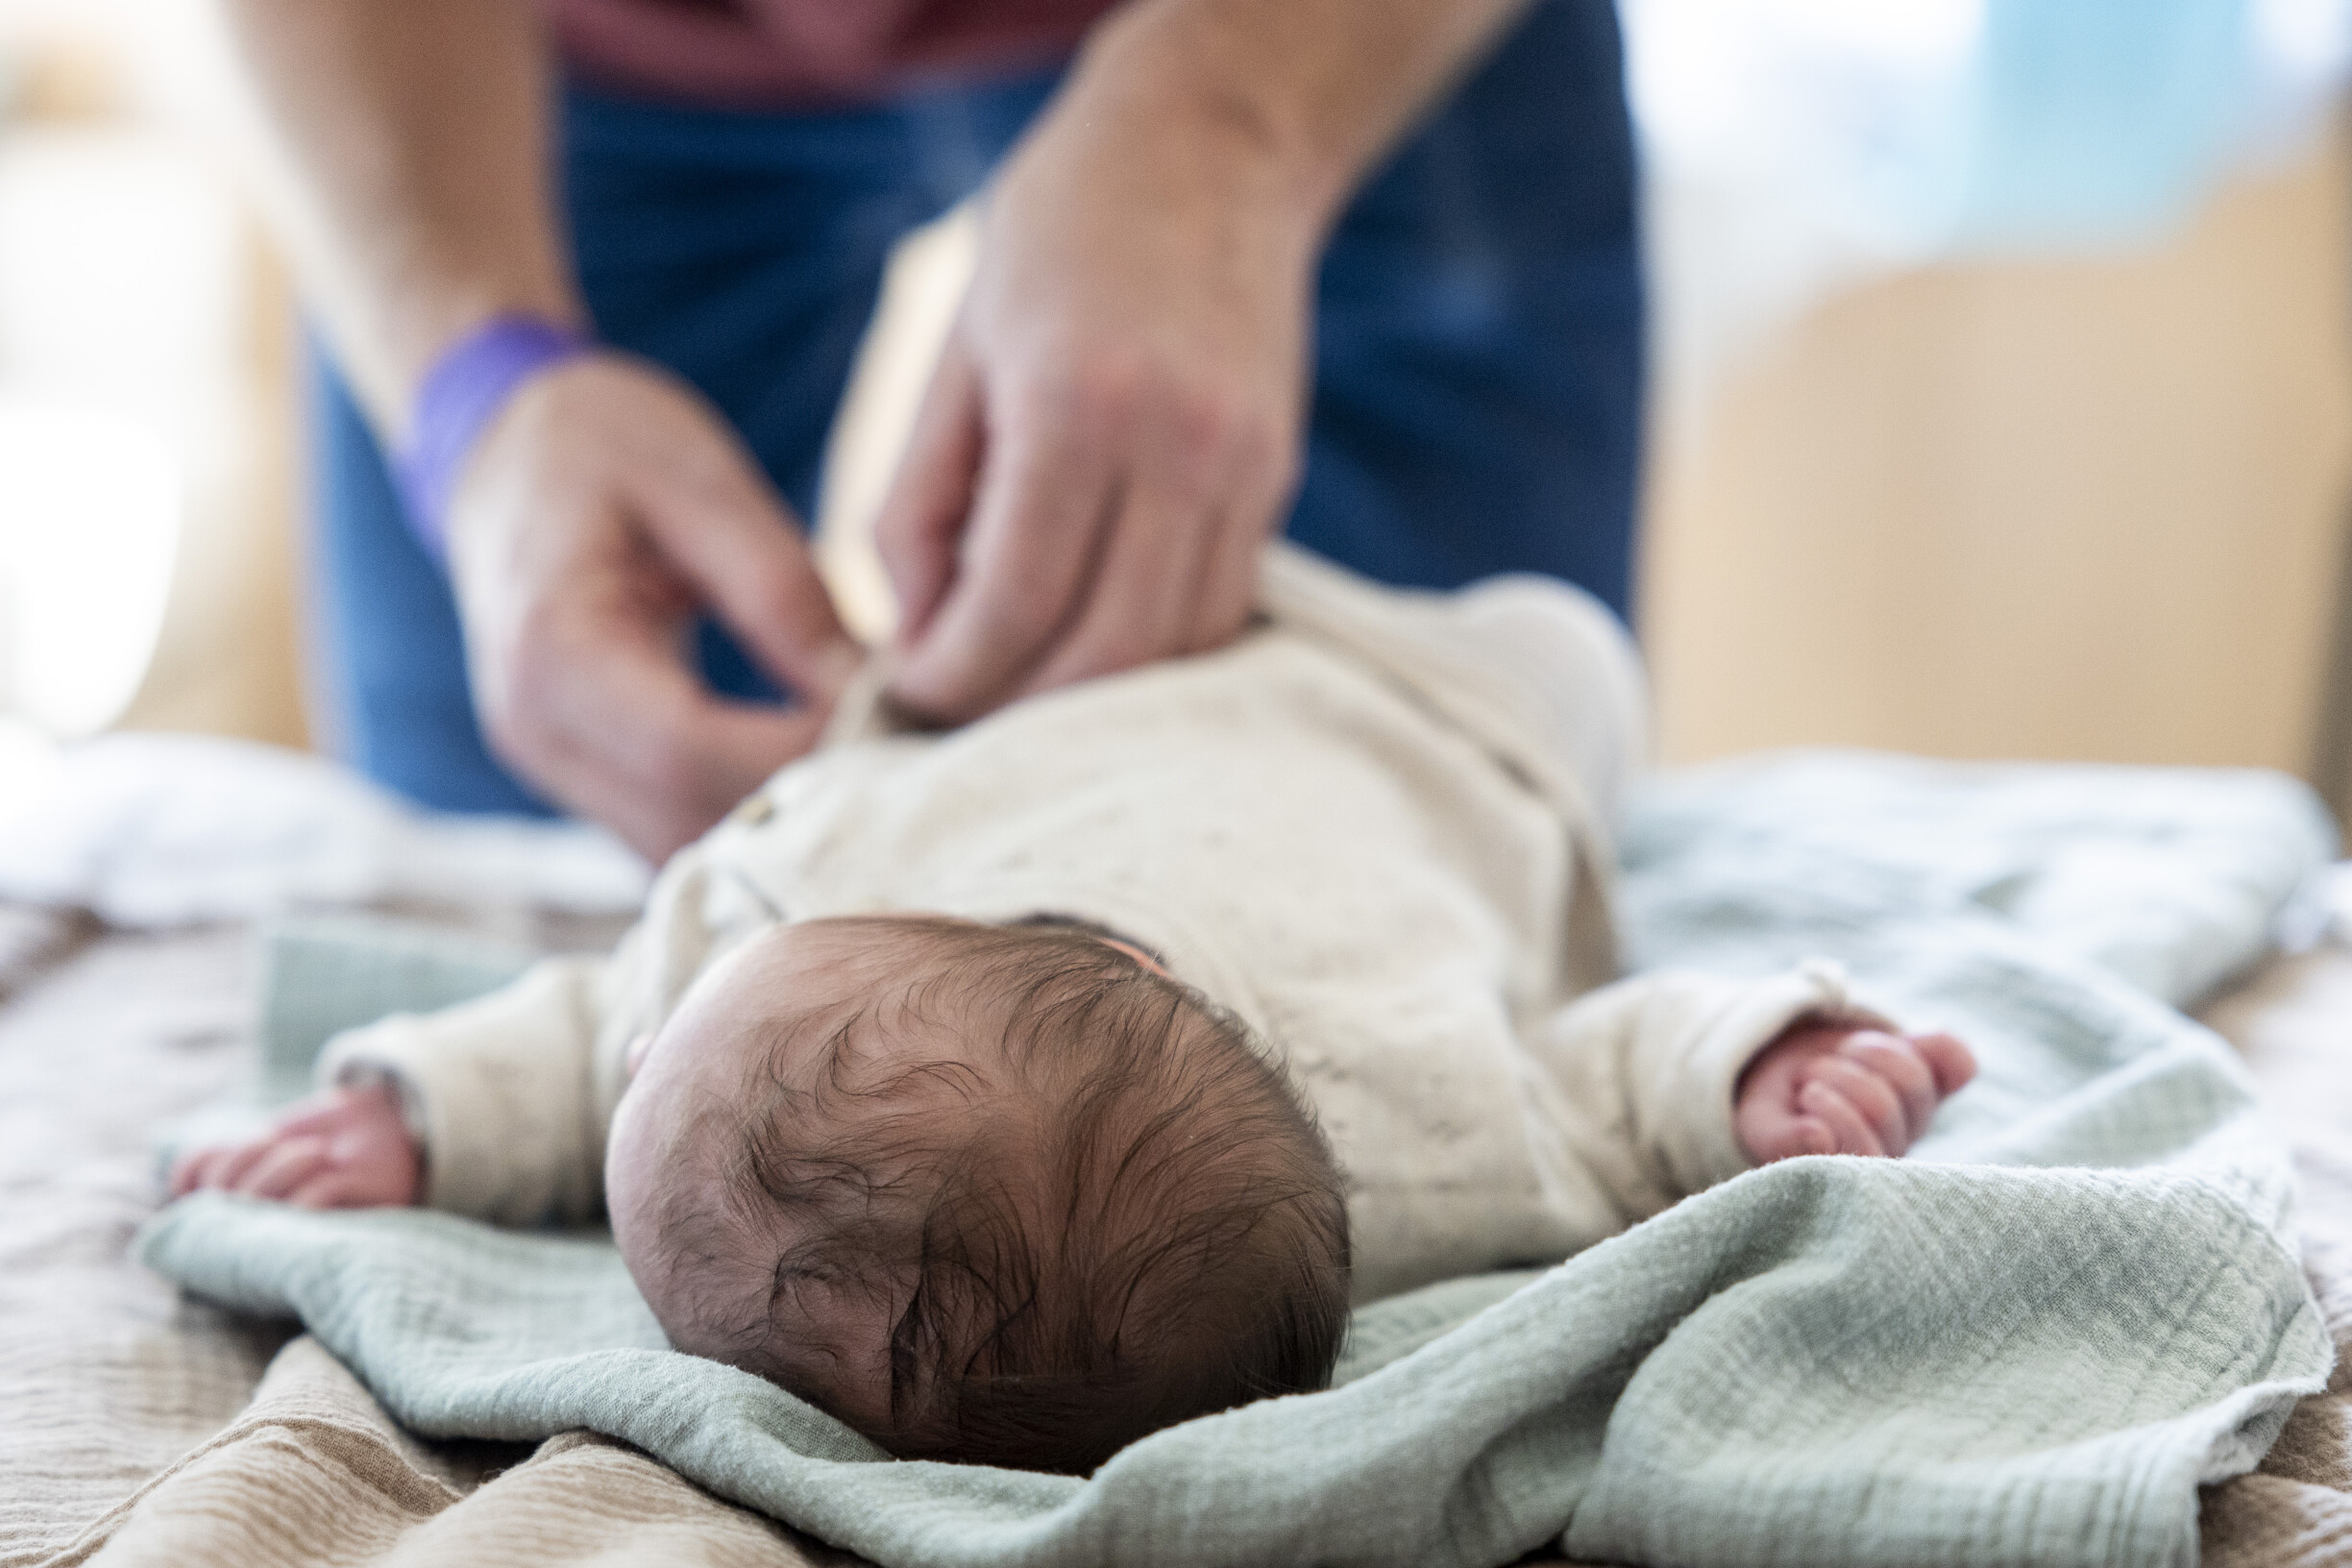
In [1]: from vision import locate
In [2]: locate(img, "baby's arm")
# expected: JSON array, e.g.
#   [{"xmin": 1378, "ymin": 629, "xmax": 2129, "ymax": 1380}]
[
  {"xmin": 171, "ymin": 1080, "xmax": 420, "ymax": 1209},
  {"xmin": 1521, "ymin": 965, "xmax": 1974, "ymax": 1236},
  {"xmin": 173, "ymin": 954, "xmax": 613, "ymax": 1225},
  {"xmin": 1734, "ymin": 1020, "xmax": 1974, "ymax": 1164}
]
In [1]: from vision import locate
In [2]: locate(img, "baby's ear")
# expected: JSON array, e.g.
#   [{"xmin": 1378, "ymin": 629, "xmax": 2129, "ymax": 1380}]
[{"xmin": 624, "ymin": 1032, "xmax": 655, "ymax": 1079}]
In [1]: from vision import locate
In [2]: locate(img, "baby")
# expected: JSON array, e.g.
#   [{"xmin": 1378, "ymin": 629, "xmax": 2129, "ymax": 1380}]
[{"xmin": 174, "ymin": 547, "xmax": 1972, "ymax": 1473}]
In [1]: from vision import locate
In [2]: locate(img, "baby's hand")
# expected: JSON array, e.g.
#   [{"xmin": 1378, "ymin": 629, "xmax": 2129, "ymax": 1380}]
[
  {"xmin": 1735, "ymin": 1020, "xmax": 1975, "ymax": 1164},
  {"xmin": 168, "ymin": 1081, "xmax": 423, "ymax": 1209}
]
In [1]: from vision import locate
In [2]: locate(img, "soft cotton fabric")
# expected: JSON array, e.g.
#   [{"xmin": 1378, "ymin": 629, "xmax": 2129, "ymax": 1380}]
[{"xmin": 143, "ymin": 749, "xmax": 2337, "ymax": 1568}]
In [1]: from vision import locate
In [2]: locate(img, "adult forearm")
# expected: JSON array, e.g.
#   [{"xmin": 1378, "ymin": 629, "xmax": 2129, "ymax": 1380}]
[
  {"xmin": 1067, "ymin": 0, "xmax": 1538, "ymax": 233},
  {"xmin": 212, "ymin": 0, "xmax": 581, "ymax": 433}
]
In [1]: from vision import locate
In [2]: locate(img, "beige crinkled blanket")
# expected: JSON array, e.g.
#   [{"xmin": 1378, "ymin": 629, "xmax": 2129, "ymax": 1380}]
[{"xmin": 9, "ymin": 914, "xmax": 2352, "ymax": 1567}]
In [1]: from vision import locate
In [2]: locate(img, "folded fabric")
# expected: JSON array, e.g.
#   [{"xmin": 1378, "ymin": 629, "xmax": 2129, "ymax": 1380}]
[{"xmin": 141, "ymin": 751, "xmax": 2340, "ymax": 1568}]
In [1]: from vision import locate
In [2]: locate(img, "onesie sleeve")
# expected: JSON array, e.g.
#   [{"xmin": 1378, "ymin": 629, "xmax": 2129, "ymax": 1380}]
[
  {"xmin": 315, "ymin": 955, "xmax": 610, "ymax": 1227},
  {"xmin": 1518, "ymin": 962, "xmax": 1895, "ymax": 1232}
]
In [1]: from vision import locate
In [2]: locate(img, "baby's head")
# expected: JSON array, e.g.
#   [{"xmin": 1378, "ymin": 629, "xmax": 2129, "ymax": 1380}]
[{"xmin": 605, "ymin": 916, "xmax": 1350, "ymax": 1473}]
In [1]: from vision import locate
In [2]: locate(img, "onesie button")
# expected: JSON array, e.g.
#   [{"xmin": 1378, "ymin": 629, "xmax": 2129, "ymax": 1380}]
[{"xmin": 731, "ymin": 794, "xmax": 776, "ymax": 828}]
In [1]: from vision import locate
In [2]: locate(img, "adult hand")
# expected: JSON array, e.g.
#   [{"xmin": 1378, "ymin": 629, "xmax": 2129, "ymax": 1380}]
[
  {"xmin": 1734, "ymin": 1021, "xmax": 1976, "ymax": 1164},
  {"xmin": 447, "ymin": 353, "xmax": 862, "ymax": 861},
  {"xmin": 873, "ymin": 68, "xmax": 1318, "ymax": 723}
]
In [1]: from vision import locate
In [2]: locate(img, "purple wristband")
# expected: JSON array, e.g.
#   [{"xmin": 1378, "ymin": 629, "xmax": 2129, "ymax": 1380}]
[{"xmin": 396, "ymin": 314, "xmax": 592, "ymax": 564}]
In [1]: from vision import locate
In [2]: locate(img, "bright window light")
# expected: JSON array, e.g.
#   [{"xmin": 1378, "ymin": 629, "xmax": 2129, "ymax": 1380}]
[{"xmin": 0, "ymin": 397, "xmax": 179, "ymax": 737}]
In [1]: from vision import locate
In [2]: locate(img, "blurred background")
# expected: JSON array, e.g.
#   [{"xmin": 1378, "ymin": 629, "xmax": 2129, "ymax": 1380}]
[
  {"xmin": 5, "ymin": 0, "xmax": 2352, "ymax": 807},
  {"xmin": 0, "ymin": 0, "xmax": 297, "ymax": 758}
]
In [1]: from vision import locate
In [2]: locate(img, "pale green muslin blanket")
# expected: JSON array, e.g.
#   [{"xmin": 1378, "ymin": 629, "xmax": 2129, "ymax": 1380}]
[{"xmin": 141, "ymin": 752, "xmax": 2340, "ymax": 1568}]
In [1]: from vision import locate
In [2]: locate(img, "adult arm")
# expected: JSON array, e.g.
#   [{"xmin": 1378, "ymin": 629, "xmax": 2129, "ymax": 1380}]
[
  {"xmin": 876, "ymin": 0, "xmax": 1540, "ymax": 722},
  {"xmin": 211, "ymin": 0, "xmax": 858, "ymax": 859}
]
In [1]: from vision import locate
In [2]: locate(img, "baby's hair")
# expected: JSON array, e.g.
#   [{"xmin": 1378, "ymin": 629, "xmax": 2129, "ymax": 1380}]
[{"xmin": 680, "ymin": 919, "xmax": 1350, "ymax": 1474}]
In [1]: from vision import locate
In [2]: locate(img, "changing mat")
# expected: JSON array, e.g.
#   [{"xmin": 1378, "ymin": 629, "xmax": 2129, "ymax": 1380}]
[{"xmin": 138, "ymin": 752, "xmax": 2340, "ymax": 1568}]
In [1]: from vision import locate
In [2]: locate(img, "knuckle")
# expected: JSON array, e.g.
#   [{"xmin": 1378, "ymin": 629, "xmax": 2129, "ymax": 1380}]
[
  {"xmin": 1152, "ymin": 390, "xmax": 1251, "ymax": 496},
  {"xmin": 1071, "ymin": 353, "xmax": 1143, "ymax": 417},
  {"xmin": 1164, "ymin": 385, "xmax": 1236, "ymax": 462},
  {"xmin": 1013, "ymin": 362, "xmax": 1103, "ymax": 434}
]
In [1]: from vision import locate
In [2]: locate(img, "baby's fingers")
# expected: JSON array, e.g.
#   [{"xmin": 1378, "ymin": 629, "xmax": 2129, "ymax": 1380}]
[
  {"xmin": 273, "ymin": 1092, "xmax": 362, "ymax": 1137},
  {"xmin": 284, "ymin": 1166, "xmax": 380, "ymax": 1210},
  {"xmin": 230, "ymin": 1137, "xmax": 330, "ymax": 1201},
  {"xmin": 197, "ymin": 1137, "xmax": 285, "ymax": 1196},
  {"xmin": 1799, "ymin": 1078, "xmax": 1886, "ymax": 1157},
  {"xmin": 1839, "ymin": 1031, "xmax": 1937, "ymax": 1142},
  {"xmin": 1748, "ymin": 1108, "xmax": 1837, "ymax": 1164},
  {"xmin": 1809, "ymin": 1055, "xmax": 1907, "ymax": 1153},
  {"xmin": 1914, "ymin": 1032, "xmax": 1977, "ymax": 1096},
  {"xmin": 1787, "ymin": 1115, "xmax": 1837, "ymax": 1159},
  {"xmin": 169, "ymin": 1145, "xmax": 234, "ymax": 1197}
]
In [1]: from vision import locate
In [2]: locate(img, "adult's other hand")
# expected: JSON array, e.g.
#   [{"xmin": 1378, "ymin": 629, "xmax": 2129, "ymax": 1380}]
[
  {"xmin": 447, "ymin": 353, "xmax": 862, "ymax": 862},
  {"xmin": 873, "ymin": 44, "xmax": 1318, "ymax": 724}
]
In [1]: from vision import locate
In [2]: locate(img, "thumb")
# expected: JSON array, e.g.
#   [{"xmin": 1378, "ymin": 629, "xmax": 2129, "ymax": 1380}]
[
  {"xmin": 628, "ymin": 424, "xmax": 863, "ymax": 707},
  {"xmin": 873, "ymin": 332, "xmax": 984, "ymax": 649}
]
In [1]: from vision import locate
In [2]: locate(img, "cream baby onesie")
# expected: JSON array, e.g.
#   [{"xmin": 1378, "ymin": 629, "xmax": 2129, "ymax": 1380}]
[{"xmin": 324, "ymin": 547, "xmax": 1876, "ymax": 1302}]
